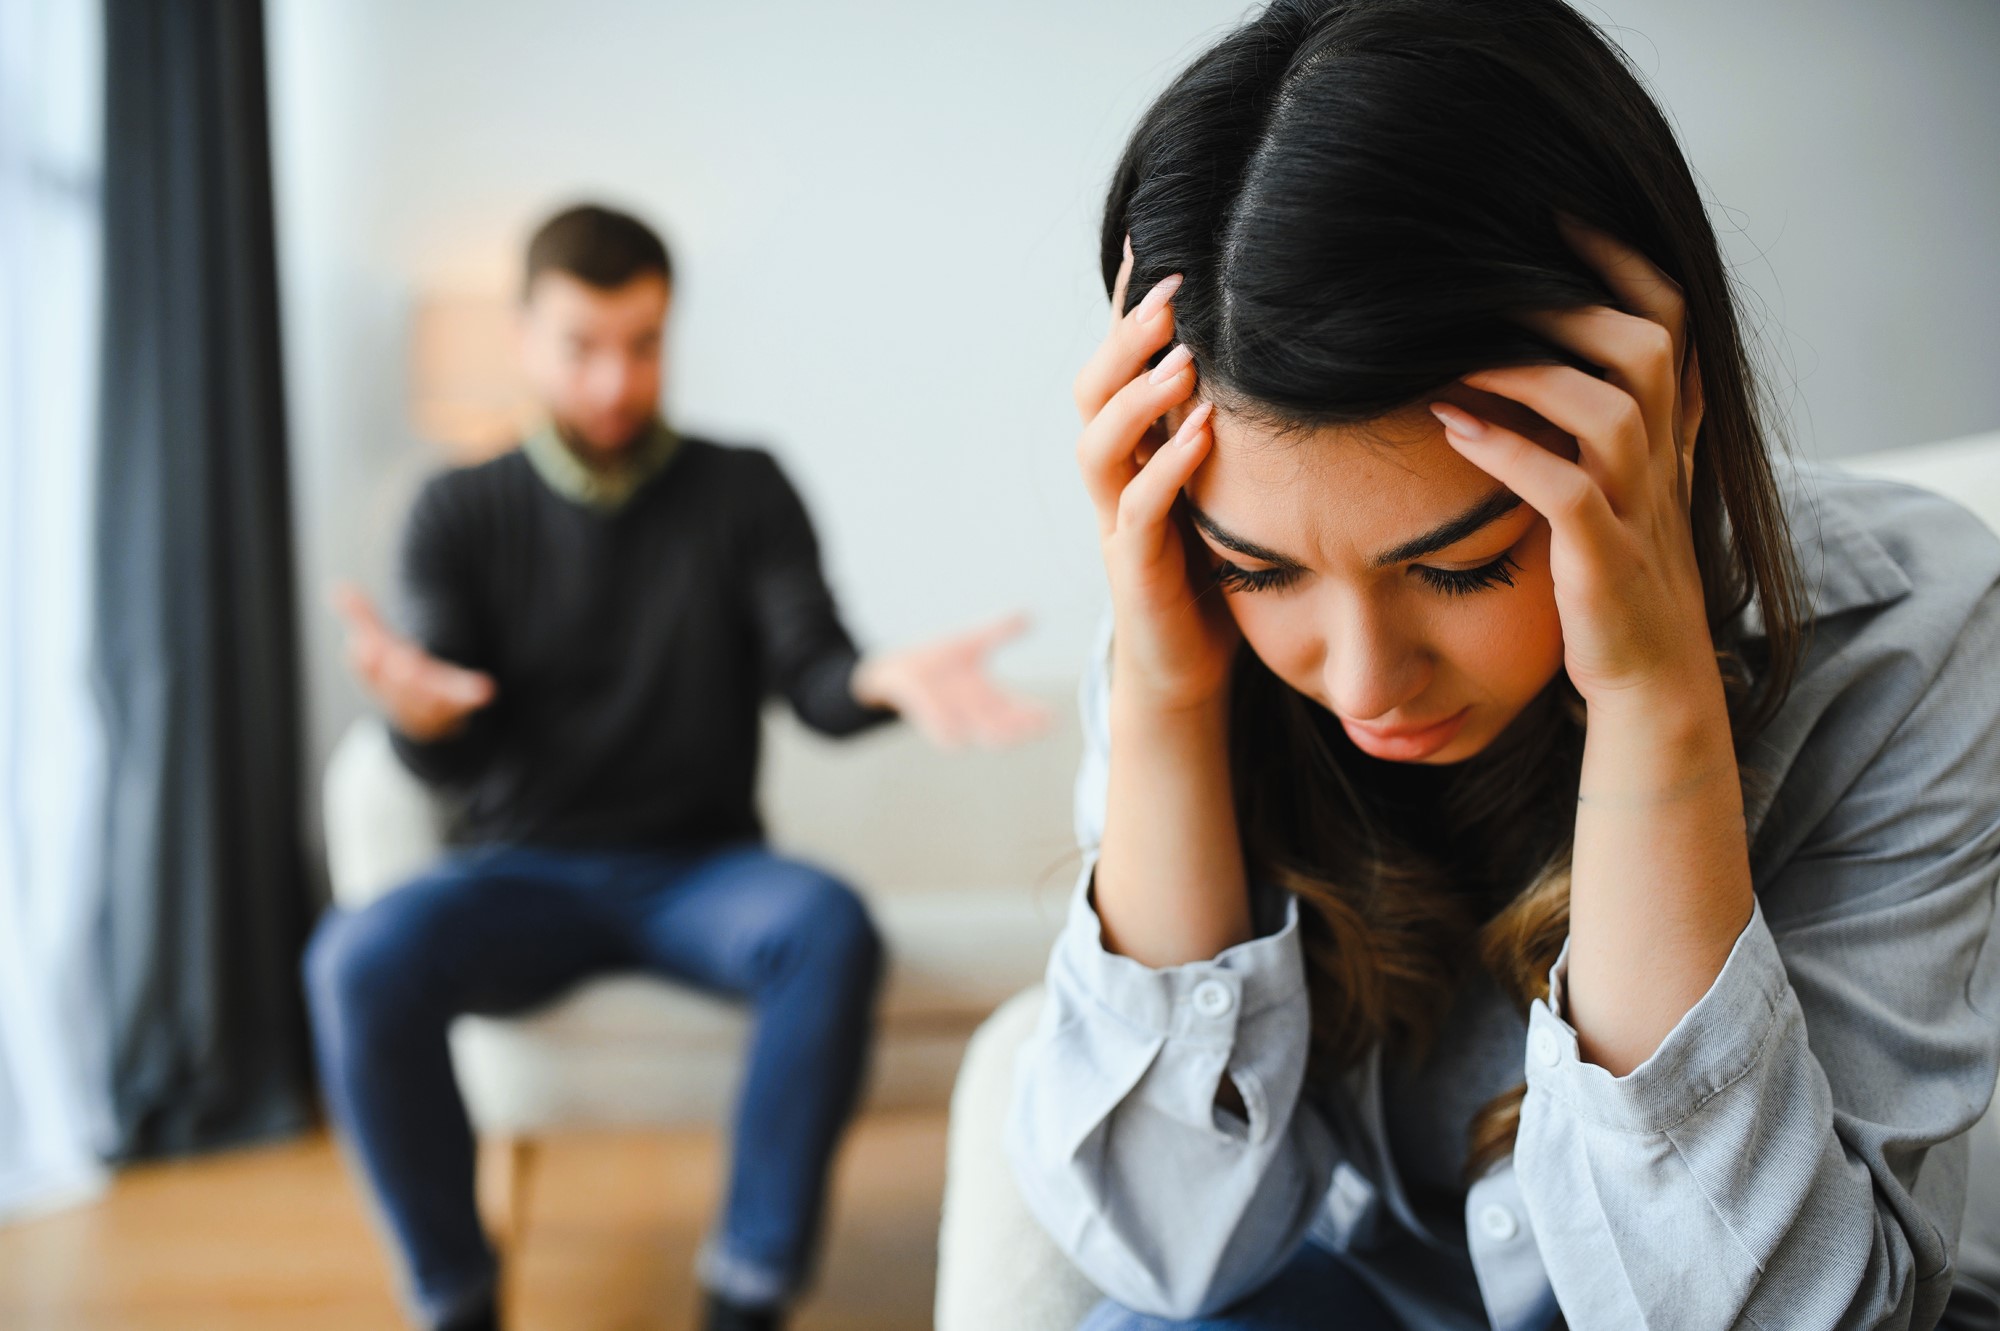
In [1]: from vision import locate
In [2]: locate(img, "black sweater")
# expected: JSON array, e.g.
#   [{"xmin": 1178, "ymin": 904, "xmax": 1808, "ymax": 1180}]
[{"xmin": 389, "ymin": 436, "xmax": 894, "ymax": 849}]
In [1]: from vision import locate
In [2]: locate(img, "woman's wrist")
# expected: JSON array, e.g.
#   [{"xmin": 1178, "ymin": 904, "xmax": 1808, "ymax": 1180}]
[
  {"xmin": 1578, "ymin": 667, "xmax": 1735, "ymax": 802},
  {"xmin": 1569, "ymin": 667, "xmax": 1753, "ymax": 1074},
  {"xmin": 1098, "ymin": 673, "xmax": 1250, "ymax": 967},
  {"xmin": 1107, "ymin": 640, "xmax": 1234, "ymax": 723}
]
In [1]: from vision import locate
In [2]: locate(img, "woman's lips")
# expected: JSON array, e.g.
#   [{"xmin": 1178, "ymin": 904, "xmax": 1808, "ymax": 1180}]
[{"xmin": 1340, "ymin": 707, "xmax": 1472, "ymax": 761}]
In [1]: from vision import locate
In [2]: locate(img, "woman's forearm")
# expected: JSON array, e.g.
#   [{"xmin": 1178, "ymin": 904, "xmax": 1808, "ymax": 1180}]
[
  {"xmin": 1566, "ymin": 678, "xmax": 1755, "ymax": 1076},
  {"xmin": 1093, "ymin": 673, "xmax": 1253, "ymax": 969}
]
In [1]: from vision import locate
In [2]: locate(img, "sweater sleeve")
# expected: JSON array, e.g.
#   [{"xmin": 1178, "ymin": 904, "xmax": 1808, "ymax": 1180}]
[
  {"xmin": 386, "ymin": 472, "xmax": 505, "ymax": 786},
  {"xmin": 741, "ymin": 450, "xmax": 895, "ymax": 738},
  {"xmin": 1513, "ymin": 580, "xmax": 2000, "ymax": 1329}
]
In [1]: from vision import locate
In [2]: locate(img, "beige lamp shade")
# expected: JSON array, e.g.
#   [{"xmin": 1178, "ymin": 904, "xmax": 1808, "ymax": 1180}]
[{"xmin": 408, "ymin": 293, "xmax": 539, "ymax": 462}]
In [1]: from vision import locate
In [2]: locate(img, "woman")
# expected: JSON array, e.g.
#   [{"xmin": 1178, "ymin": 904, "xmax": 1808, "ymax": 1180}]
[{"xmin": 1004, "ymin": 2, "xmax": 2000, "ymax": 1328}]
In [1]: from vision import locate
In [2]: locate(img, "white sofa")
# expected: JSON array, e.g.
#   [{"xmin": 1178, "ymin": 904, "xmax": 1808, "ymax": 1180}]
[
  {"xmin": 932, "ymin": 431, "xmax": 2000, "ymax": 1331},
  {"xmin": 320, "ymin": 680, "xmax": 1082, "ymax": 1281}
]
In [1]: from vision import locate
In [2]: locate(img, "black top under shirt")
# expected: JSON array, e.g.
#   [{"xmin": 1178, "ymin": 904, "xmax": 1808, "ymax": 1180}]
[{"xmin": 389, "ymin": 436, "xmax": 895, "ymax": 849}]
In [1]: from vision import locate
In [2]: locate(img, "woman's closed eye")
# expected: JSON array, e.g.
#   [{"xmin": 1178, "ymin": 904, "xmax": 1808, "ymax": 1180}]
[
  {"xmin": 1411, "ymin": 552, "xmax": 1521, "ymax": 596},
  {"xmin": 1210, "ymin": 558, "xmax": 1299, "ymax": 594},
  {"xmin": 1209, "ymin": 550, "xmax": 1522, "ymax": 597}
]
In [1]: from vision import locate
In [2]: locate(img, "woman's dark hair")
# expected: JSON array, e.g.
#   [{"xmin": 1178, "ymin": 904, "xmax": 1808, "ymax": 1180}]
[{"xmin": 1102, "ymin": 0, "xmax": 1804, "ymax": 1177}]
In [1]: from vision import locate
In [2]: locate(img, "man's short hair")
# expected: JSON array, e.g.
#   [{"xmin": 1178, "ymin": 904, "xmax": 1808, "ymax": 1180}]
[{"xmin": 523, "ymin": 204, "xmax": 673, "ymax": 297}]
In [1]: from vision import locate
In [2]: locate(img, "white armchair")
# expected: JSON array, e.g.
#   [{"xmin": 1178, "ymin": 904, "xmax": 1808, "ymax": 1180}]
[
  {"xmin": 320, "ymin": 684, "xmax": 1082, "ymax": 1292},
  {"xmin": 932, "ymin": 430, "xmax": 2000, "ymax": 1331}
]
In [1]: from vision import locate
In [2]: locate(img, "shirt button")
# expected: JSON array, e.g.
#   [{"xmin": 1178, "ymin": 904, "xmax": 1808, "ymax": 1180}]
[
  {"xmin": 1192, "ymin": 980, "xmax": 1236, "ymax": 1018},
  {"xmin": 1532, "ymin": 1026, "xmax": 1561, "ymax": 1067},
  {"xmin": 1478, "ymin": 1203, "xmax": 1520, "ymax": 1242}
]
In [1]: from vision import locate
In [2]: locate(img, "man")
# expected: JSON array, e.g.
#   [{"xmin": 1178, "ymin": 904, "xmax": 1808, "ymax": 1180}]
[{"xmin": 306, "ymin": 203, "xmax": 1046, "ymax": 1331}]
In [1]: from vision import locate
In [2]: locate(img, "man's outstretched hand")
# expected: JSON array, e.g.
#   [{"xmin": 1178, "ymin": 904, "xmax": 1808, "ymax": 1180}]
[
  {"xmin": 332, "ymin": 582, "xmax": 497, "ymax": 743},
  {"xmin": 850, "ymin": 612, "xmax": 1052, "ymax": 750}
]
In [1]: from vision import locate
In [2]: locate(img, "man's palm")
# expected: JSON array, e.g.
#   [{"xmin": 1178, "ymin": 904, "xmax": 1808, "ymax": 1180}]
[
  {"xmin": 852, "ymin": 613, "xmax": 1051, "ymax": 750},
  {"xmin": 333, "ymin": 583, "xmax": 496, "ymax": 743}
]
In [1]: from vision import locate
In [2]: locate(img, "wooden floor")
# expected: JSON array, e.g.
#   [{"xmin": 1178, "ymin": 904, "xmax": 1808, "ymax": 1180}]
[{"xmin": 0, "ymin": 1110, "xmax": 947, "ymax": 1331}]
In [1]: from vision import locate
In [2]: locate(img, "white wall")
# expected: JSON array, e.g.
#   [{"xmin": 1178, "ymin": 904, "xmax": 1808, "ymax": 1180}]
[{"xmin": 268, "ymin": 0, "xmax": 2000, "ymax": 777}]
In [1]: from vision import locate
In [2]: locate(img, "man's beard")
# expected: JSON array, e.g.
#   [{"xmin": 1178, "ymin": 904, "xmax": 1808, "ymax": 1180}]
[{"xmin": 551, "ymin": 411, "xmax": 653, "ymax": 467}]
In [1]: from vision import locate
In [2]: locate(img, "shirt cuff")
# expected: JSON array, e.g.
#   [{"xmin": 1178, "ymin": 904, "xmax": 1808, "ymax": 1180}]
[
  {"xmin": 1052, "ymin": 857, "xmax": 1306, "ymax": 1040},
  {"xmin": 1524, "ymin": 897, "xmax": 1789, "ymax": 1134},
  {"xmin": 1039, "ymin": 858, "xmax": 1308, "ymax": 1146}
]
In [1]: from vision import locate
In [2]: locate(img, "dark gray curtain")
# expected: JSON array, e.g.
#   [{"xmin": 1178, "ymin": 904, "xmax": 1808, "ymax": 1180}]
[{"xmin": 92, "ymin": 0, "xmax": 314, "ymax": 1159}]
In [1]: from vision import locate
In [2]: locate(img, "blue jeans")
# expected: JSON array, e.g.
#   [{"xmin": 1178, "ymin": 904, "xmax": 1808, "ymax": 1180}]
[
  {"xmin": 1078, "ymin": 1240, "xmax": 1403, "ymax": 1330},
  {"xmin": 302, "ymin": 841, "xmax": 884, "ymax": 1329}
]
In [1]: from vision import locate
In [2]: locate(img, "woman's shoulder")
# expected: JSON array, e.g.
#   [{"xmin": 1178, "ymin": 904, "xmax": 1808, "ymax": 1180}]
[
  {"xmin": 1746, "ymin": 458, "xmax": 2000, "ymax": 870},
  {"xmin": 1764, "ymin": 457, "xmax": 2000, "ymax": 677}
]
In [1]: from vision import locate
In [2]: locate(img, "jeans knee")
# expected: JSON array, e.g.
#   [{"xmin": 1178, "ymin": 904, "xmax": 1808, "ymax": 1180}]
[
  {"xmin": 303, "ymin": 905, "xmax": 422, "ymax": 1031},
  {"xmin": 763, "ymin": 871, "xmax": 883, "ymax": 997},
  {"xmin": 814, "ymin": 879, "xmax": 885, "ymax": 987}
]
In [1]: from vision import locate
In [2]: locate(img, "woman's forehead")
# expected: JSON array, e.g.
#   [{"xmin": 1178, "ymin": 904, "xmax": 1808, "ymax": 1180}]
[{"xmin": 1189, "ymin": 404, "xmax": 1501, "ymax": 552}]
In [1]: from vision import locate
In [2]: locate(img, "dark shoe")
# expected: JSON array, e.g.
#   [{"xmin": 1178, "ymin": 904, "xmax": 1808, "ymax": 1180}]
[
  {"xmin": 701, "ymin": 1290, "xmax": 786, "ymax": 1331},
  {"xmin": 438, "ymin": 1295, "xmax": 499, "ymax": 1331}
]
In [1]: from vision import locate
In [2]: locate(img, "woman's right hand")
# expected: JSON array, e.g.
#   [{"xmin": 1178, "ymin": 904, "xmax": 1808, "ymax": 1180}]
[{"xmin": 1075, "ymin": 239, "xmax": 1240, "ymax": 714}]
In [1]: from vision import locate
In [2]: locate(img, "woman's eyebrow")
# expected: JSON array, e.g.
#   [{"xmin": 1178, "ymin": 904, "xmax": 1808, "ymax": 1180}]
[
  {"xmin": 1371, "ymin": 488, "xmax": 1522, "ymax": 566},
  {"xmin": 1184, "ymin": 501, "xmax": 1307, "ymax": 571},
  {"xmin": 1182, "ymin": 489, "xmax": 1523, "ymax": 571}
]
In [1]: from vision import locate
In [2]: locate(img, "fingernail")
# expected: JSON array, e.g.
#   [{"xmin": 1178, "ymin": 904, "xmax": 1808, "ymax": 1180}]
[
  {"xmin": 1149, "ymin": 343, "xmax": 1193, "ymax": 385},
  {"xmin": 1174, "ymin": 401, "xmax": 1214, "ymax": 446},
  {"xmin": 1133, "ymin": 274, "xmax": 1183, "ymax": 322},
  {"xmin": 1430, "ymin": 403, "xmax": 1487, "ymax": 439}
]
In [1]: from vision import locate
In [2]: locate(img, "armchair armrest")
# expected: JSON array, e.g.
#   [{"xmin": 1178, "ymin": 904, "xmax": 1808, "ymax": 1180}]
[{"xmin": 323, "ymin": 716, "xmax": 448, "ymax": 908}]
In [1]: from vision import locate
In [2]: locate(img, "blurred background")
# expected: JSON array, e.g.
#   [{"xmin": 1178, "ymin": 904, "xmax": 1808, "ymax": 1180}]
[
  {"xmin": 2, "ymin": 1, "xmax": 1996, "ymax": 1328},
  {"xmin": 273, "ymin": 0, "xmax": 2000, "ymax": 765}
]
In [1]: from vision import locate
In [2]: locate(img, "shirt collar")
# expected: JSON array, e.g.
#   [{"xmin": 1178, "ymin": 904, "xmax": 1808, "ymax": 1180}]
[
  {"xmin": 521, "ymin": 417, "xmax": 682, "ymax": 511},
  {"xmin": 1737, "ymin": 461, "xmax": 1913, "ymax": 640}
]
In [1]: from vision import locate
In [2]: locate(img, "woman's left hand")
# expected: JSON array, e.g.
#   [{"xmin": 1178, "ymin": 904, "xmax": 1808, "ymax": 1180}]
[
  {"xmin": 1436, "ymin": 223, "xmax": 1756, "ymax": 1075},
  {"xmin": 1430, "ymin": 221, "xmax": 1716, "ymax": 716}
]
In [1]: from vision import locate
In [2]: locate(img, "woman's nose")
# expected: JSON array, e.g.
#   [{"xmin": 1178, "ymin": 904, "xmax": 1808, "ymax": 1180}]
[{"xmin": 1319, "ymin": 597, "xmax": 1431, "ymax": 722}]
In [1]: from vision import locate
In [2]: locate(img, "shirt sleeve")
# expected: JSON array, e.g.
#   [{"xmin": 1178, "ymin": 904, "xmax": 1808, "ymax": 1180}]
[
  {"xmin": 387, "ymin": 472, "xmax": 505, "ymax": 786},
  {"xmin": 741, "ymin": 450, "xmax": 896, "ymax": 738},
  {"xmin": 1004, "ymin": 615, "xmax": 1340, "ymax": 1319},
  {"xmin": 1514, "ymin": 586, "xmax": 2000, "ymax": 1329}
]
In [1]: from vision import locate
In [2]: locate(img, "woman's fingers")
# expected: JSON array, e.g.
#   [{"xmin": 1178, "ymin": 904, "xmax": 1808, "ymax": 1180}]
[
  {"xmin": 1074, "ymin": 272, "xmax": 1184, "ymax": 422},
  {"xmin": 1556, "ymin": 216, "xmax": 1688, "ymax": 364},
  {"xmin": 1513, "ymin": 305, "xmax": 1678, "ymax": 458},
  {"xmin": 1078, "ymin": 343, "xmax": 1198, "ymax": 534},
  {"xmin": 1676, "ymin": 343, "xmax": 1705, "ymax": 488},
  {"xmin": 1431, "ymin": 402, "xmax": 1615, "ymax": 552},
  {"xmin": 1115, "ymin": 401, "xmax": 1214, "ymax": 539},
  {"xmin": 1108, "ymin": 234, "xmax": 1134, "ymax": 334},
  {"xmin": 1459, "ymin": 362, "xmax": 1652, "ymax": 512}
]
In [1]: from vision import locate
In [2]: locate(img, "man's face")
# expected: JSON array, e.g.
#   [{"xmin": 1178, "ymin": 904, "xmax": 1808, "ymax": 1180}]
[{"xmin": 518, "ymin": 270, "xmax": 670, "ymax": 457}]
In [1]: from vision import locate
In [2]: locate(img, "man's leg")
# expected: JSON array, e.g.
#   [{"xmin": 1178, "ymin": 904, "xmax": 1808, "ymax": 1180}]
[
  {"xmin": 616, "ymin": 843, "xmax": 886, "ymax": 1315},
  {"xmin": 302, "ymin": 848, "xmax": 627, "ymax": 1329}
]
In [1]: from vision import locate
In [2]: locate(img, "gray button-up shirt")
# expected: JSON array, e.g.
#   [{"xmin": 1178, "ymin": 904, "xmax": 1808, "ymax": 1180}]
[{"xmin": 1006, "ymin": 465, "xmax": 2000, "ymax": 1329}]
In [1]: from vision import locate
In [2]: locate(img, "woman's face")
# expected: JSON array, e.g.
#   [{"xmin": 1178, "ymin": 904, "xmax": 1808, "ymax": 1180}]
[{"xmin": 1176, "ymin": 384, "xmax": 1570, "ymax": 764}]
